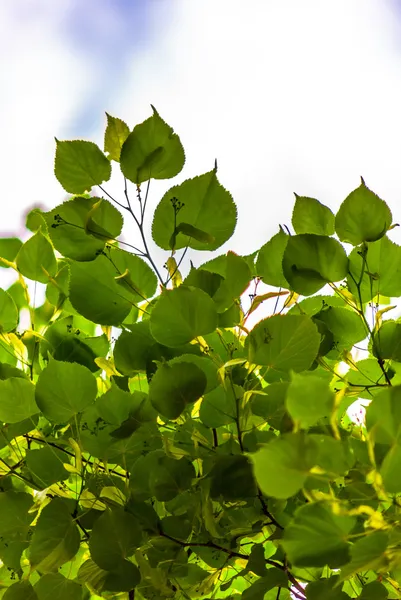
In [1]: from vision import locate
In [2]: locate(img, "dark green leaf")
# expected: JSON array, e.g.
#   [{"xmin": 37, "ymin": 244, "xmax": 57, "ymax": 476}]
[
  {"xmin": 3, "ymin": 581, "xmax": 38, "ymax": 600},
  {"xmin": 149, "ymin": 361, "xmax": 207, "ymax": 420},
  {"xmin": 359, "ymin": 581, "xmax": 389, "ymax": 599},
  {"xmin": 0, "ymin": 378, "xmax": 38, "ymax": 422},
  {"xmin": 69, "ymin": 254, "xmax": 133, "ymax": 326},
  {"xmin": 55, "ymin": 139, "xmax": 111, "ymax": 194},
  {"xmin": 175, "ymin": 222, "xmax": 215, "ymax": 245},
  {"xmin": 210, "ymin": 454, "xmax": 257, "ymax": 500},
  {"xmin": 78, "ymin": 558, "xmax": 141, "ymax": 593},
  {"xmin": 282, "ymin": 234, "xmax": 348, "ymax": 295},
  {"xmin": 0, "ymin": 491, "xmax": 33, "ymax": 534},
  {"xmin": 89, "ymin": 507, "xmax": 142, "ymax": 570},
  {"xmin": 152, "ymin": 170, "xmax": 237, "ymax": 251},
  {"xmin": 35, "ymin": 359, "xmax": 97, "ymax": 423},
  {"xmin": 335, "ymin": 180, "xmax": 392, "ymax": 245},
  {"xmin": 25, "ymin": 446, "xmax": 70, "ymax": 489},
  {"xmin": 306, "ymin": 576, "xmax": 349, "ymax": 599},
  {"xmin": 199, "ymin": 384, "xmax": 239, "ymax": 428},
  {"xmin": 242, "ymin": 568, "xmax": 288, "ymax": 600},
  {"xmin": 150, "ymin": 456, "xmax": 196, "ymax": 501},
  {"xmin": 256, "ymin": 228, "xmax": 289, "ymax": 288},
  {"xmin": 34, "ymin": 573, "xmax": 83, "ymax": 600},
  {"xmin": 29, "ymin": 498, "xmax": 80, "ymax": 572},
  {"xmin": 120, "ymin": 106, "xmax": 185, "ymax": 183}
]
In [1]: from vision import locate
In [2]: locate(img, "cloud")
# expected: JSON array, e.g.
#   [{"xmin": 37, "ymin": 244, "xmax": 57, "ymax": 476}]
[{"xmin": 111, "ymin": 0, "xmax": 401, "ymax": 262}]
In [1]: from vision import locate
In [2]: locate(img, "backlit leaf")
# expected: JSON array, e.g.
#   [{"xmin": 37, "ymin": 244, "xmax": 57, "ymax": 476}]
[{"xmin": 55, "ymin": 139, "xmax": 111, "ymax": 194}]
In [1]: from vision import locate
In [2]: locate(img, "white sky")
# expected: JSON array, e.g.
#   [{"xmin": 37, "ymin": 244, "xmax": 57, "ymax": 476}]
[{"xmin": 2, "ymin": 0, "xmax": 401, "ymax": 310}]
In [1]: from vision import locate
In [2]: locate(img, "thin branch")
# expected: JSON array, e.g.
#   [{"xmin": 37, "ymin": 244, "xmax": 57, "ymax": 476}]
[{"xmin": 98, "ymin": 185, "xmax": 128, "ymax": 211}]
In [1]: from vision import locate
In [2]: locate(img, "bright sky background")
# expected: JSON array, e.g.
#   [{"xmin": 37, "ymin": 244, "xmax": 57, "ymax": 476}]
[{"xmin": 2, "ymin": 0, "xmax": 401, "ymax": 316}]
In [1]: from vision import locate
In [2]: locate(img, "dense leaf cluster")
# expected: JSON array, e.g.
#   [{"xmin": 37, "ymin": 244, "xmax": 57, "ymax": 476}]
[{"xmin": 0, "ymin": 107, "xmax": 401, "ymax": 599}]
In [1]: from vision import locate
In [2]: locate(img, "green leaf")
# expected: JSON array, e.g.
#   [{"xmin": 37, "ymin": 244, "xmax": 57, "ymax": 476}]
[
  {"xmin": 108, "ymin": 246, "xmax": 157, "ymax": 302},
  {"xmin": 25, "ymin": 446, "xmax": 70, "ymax": 489},
  {"xmin": 379, "ymin": 443, "xmax": 401, "ymax": 494},
  {"xmin": 152, "ymin": 170, "xmax": 237, "ymax": 251},
  {"xmin": 250, "ymin": 382, "xmax": 288, "ymax": 430},
  {"xmin": 68, "ymin": 254, "xmax": 133, "ymax": 326},
  {"xmin": 25, "ymin": 208, "xmax": 48, "ymax": 233},
  {"xmin": 286, "ymin": 372, "xmax": 334, "ymax": 428},
  {"xmin": 250, "ymin": 433, "xmax": 318, "ymax": 499},
  {"xmin": 120, "ymin": 106, "xmax": 185, "ymax": 184},
  {"xmin": 55, "ymin": 139, "xmax": 111, "ymax": 194},
  {"xmin": 372, "ymin": 320, "xmax": 401, "ymax": 361},
  {"xmin": 311, "ymin": 435, "xmax": 354, "ymax": 477},
  {"xmin": 34, "ymin": 573, "xmax": 83, "ymax": 600},
  {"xmin": 200, "ymin": 251, "xmax": 252, "ymax": 312},
  {"xmin": 0, "ymin": 238, "xmax": 22, "ymax": 267},
  {"xmin": 209, "ymin": 455, "xmax": 257, "ymax": 500},
  {"xmin": 281, "ymin": 502, "xmax": 355, "ymax": 567},
  {"xmin": 35, "ymin": 359, "xmax": 97, "ymax": 423},
  {"xmin": 199, "ymin": 383, "xmax": 240, "ymax": 428},
  {"xmin": 305, "ymin": 576, "xmax": 349, "ymax": 599},
  {"xmin": 338, "ymin": 531, "xmax": 388, "ymax": 581},
  {"xmin": 104, "ymin": 113, "xmax": 130, "ymax": 162},
  {"xmin": 168, "ymin": 353, "xmax": 219, "ymax": 393},
  {"xmin": 16, "ymin": 231, "xmax": 57, "ymax": 283},
  {"xmin": 335, "ymin": 180, "xmax": 392, "ymax": 245},
  {"xmin": 366, "ymin": 385, "xmax": 401, "ymax": 445},
  {"xmin": 0, "ymin": 491, "xmax": 33, "ymax": 534},
  {"xmin": 247, "ymin": 314, "xmax": 320, "ymax": 372},
  {"xmin": 174, "ymin": 222, "xmax": 215, "ymax": 245},
  {"xmin": 0, "ymin": 289, "xmax": 18, "ymax": 333},
  {"xmin": 292, "ymin": 195, "xmax": 335, "ymax": 236},
  {"xmin": 347, "ymin": 236, "xmax": 401, "ymax": 303},
  {"xmin": 313, "ymin": 306, "xmax": 366, "ymax": 352},
  {"xmin": 150, "ymin": 456, "xmax": 196, "ymax": 501},
  {"xmin": 29, "ymin": 498, "xmax": 80, "ymax": 572},
  {"xmin": 150, "ymin": 286, "xmax": 218, "ymax": 347},
  {"xmin": 78, "ymin": 558, "xmax": 141, "ymax": 593},
  {"xmin": 359, "ymin": 581, "xmax": 389, "ymax": 599},
  {"xmin": 46, "ymin": 197, "xmax": 107, "ymax": 261},
  {"xmin": 0, "ymin": 378, "xmax": 38, "ymax": 422},
  {"xmin": 3, "ymin": 581, "xmax": 38, "ymax": 600},
  {"xmin": 346, "ymin": 359, "xmax": 388, "ymax": 400},
  {"xmin": 242, "ymin": 568, "xmax": 288, "ymax": 600},
  {"xmin": 89, "ymin": 507, "xmax": 142, "ymax": 570},
  {"xmin": 149, "ymin": 361, "xmax": 207, "ymax": 420},
  {"xmin": 114, "ymin": 322, "xmax": 161, "ymax": 375},
  {"xmin": 84, "ymin": 197, "xmax": 124, "ymax": 241},
  {"xmin": 256, "ymin": 228, "xmax": 289, "ymax": 288},
  {"xmin": 282, "ymin": 234, "xmax": 348, "ymax": 295}
]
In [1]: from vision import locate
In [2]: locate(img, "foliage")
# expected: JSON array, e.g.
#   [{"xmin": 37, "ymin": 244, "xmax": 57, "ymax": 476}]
[{"xmin": 0, "ymin": 107, "xmax": 401, "ymax": 600}]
